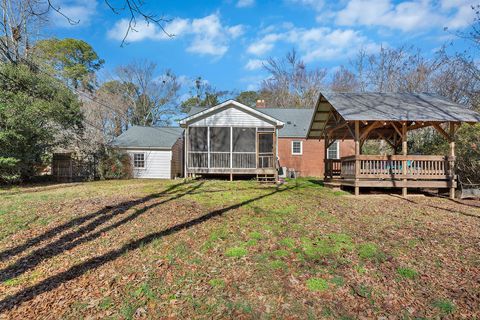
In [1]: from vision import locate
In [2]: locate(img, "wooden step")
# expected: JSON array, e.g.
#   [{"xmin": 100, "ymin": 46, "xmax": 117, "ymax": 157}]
[{"xmin": 256, "ymin": 174, "xmax": 276, "ymax": 183}]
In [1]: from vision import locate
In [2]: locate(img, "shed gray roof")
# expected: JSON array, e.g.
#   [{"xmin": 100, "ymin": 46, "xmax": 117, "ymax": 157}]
[
  {"xmin": 188, "ymin": 107, "xmax": 314, "ymax": 138},
  {"xmin": 112, "ymin": 126, "xmax": 184, "ymax": 149},
  {"xmin": 322, "ymin": 92, "xmax": 480, "ymax": 122}
]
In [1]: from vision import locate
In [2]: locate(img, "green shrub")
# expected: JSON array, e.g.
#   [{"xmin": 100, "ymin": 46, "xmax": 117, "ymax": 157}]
[
  {"xmin": 98, "ymin": 148, "xmax": 132, "ymax": 179},
  {"xmin": 0, "ymin": 157, "xmax": 21, "ymax": 184}
]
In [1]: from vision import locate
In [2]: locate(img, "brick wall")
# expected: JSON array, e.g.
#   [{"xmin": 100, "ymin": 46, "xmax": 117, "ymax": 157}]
[{"xmin": 277, "ymin": 138, "xmax": 355, "ymax": 177}]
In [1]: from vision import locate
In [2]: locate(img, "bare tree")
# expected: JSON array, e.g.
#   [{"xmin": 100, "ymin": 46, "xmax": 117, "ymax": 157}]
[
  {"xmin": 261, "ymin": 49, "xmax": 327, "ymax": 108},
  {"xmin": 115, "ymin": 60, "xmax": 180, "ymax": 127},
  {"xmin": 330, "ymin": 66, "xmax": 359, "ymax": 92},
  {"xmin": 0, "ymin": 0, "xmax": 44, "ymax": 62}
]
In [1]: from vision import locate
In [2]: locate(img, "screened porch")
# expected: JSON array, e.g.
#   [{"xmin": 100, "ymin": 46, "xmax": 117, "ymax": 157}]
[{"xmin": 185, "ymin": 126, "xmax": 277, "ymax": 175}]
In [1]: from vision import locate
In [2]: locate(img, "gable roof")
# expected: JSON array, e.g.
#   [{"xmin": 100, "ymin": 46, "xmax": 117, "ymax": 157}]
[
  {"xmin": 179, "ymin": 99, "xmax": 284, "ymax": 127},
  {"xmin": 188, "ymin": 107, "xmax": 315, "ymax": 138},
  {"xmin": 308, "ymin": 92, "xmax": 480, "ymax": 139},
  {"xmin": 112, "ymin": 126, "xmax": 184, "ymax": 149},
  {"xmin": 322, "ymin": 92, "xmax": 480, "ymax": 122}
]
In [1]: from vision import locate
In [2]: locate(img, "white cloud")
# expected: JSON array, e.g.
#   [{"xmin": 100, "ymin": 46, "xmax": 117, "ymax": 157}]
[
  {"xmin": 245, "ymin": 59, "xmax": 265, "ymax": 70},
  {"xmin": 53, "ymin": 0, "xmax": 98, "ymax": 27},
  {"xmin": 335, "ymin": 0, "xmax": 476, "ymax": 32},
  {"xmin": 228, "ymin": 25, "xmax": 245, "ymax": 38},
  {"xmin": 285, "ymin": 0, "xmax": 324, "ymax": 10},
  {"xmin": 107, "ymin": 13, "xmax": 243, "ymax": 57},
  {"xmin": 236, "ymin": 0, "xmax": 255, "ymax": 8},
  {"xmin": 247, "ymin": 25, "xmax": 380, "ymax": 62},
  {"xmin": 247, "ymin": 33, "xmax": 282, "ymax": 55}
]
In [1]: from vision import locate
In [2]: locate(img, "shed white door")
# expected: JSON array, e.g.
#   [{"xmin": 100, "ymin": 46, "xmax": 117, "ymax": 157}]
[{"xmin": 128, "ymin": 150, "xmax": 172, "ymax": 179}]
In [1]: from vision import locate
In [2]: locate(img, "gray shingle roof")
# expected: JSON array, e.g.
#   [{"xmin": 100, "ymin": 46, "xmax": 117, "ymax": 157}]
[
  {"xmin": 322, "ymin": 92, "xmax": 480, "ymax": 122},
  {"xmin": 188, "ymin": 107, "xmax": 314, "ymax": 138},
  {"xmin": 112, "ymin": 126, "xmax": 184, "ymax": 149}
]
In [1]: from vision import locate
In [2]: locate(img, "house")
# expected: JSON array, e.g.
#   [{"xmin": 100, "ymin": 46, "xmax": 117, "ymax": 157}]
[
  {"xmin": 112, "ymin": 126, "xmax": 184, "ymax": 179},
  {"xmin": 184, "ymin": 99, "xmax": 354, "ymax": 179},
  {"xmin": 306, "ymin": 92, "xmax": 480, "ymax": 197}
]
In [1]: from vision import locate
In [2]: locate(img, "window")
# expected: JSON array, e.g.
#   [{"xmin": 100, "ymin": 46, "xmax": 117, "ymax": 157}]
[
  {"xmin": 133, "ymin": 153, "xmax": 145, "ymax": 168},
  {"xmin": 291, "ymin": 141, "xmax": 302, "ymax": 155},
  {"xmin": 327, "ymin": 140, "xmax": 339, "ymax": 159}
]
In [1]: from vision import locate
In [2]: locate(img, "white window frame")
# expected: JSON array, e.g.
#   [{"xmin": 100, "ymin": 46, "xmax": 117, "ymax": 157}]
[
  {"xmin": 133, "ymin": 152, "xmax": 146, "ymax": 169},
  {"xmin": 327, "ymin": 140, "xmax": 340, "ymax": 159},
  {"xmin": 291, "ymin": 140, "xmax": 303, "ymax": 155}
]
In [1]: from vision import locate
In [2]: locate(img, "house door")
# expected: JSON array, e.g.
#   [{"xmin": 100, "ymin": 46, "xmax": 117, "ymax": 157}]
[{"xmin": 257, "ymin": 132, "xmax": 274, "ymax": 168}]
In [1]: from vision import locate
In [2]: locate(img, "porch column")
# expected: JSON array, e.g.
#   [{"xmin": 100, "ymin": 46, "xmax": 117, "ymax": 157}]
[
  {"xmin": 230, "ymin": 126, "xmax": 233, "ymax": 181},
  {"xmin": 354, "ymin": 121, "xmax": 360, "ymax": 196},
  {"xmin": 184, "ymin": 127, "xmax": 189, "ymax": 178},
  {"xmin": 402, "ymin": 122, "xmax": 408, "ymax": 197},
  {"xmin": 207, "ymin": 127, "xmax": 210, "ymax": 170},
  {"xmin": 449, "ymin": 122, "xmax": 456, "ymax": 199},
  {"xmin": 324, "ymin": 131, "xmax": 329, "ymax": 180}
]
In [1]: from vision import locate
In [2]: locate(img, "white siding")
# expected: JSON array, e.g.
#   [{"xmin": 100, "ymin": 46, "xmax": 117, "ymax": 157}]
[
  {"xmin": 189, "ymin": 105, "xmax": 275, "ymax": 127},
  {"xmin": 127, "ymin": 149, "xmax": 172, "ymax": 179}
]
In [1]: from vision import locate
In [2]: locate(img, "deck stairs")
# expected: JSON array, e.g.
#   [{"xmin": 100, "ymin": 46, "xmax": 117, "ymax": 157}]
[{"xmin": 256, "ymin": 174, "xmax": 276, "ymax": 183}]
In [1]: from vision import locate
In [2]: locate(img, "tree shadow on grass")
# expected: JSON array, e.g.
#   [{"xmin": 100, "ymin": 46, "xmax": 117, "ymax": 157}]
[
  {"xmin": 0, "ymin": 184, "xmax": 291, "ymax": 313},
  {"xmin": 0, "ymin": 181, "xmax": 205, "ymax": 283},
  {"xmin": 0, "ymin": 181, "xmax": 191, "ymax": 262}
]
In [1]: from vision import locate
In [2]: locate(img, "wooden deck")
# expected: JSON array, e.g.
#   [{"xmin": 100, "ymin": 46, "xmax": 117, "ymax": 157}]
[
  {"xmin": 325, "ymin": 155, "xmax": 456, "ymax": 193},
  {"xmin": 186, "ymin": 151, "xmax": 277, "ymax": 178}
]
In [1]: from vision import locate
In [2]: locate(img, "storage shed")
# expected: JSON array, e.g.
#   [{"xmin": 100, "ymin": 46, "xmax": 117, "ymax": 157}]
[{"xmin": 112, "ymin": 126, "xmax": 184, "ymax": 179}]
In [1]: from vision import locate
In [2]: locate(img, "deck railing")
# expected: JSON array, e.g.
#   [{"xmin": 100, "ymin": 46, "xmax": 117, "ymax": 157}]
[
  {"xmin": 188, "ymin": 151, "xmax": 263, "ymax": 169},
  {"xmin": 325, "ymin": 159, "xmax": 342, "ymax": 179},
  {"xmin": 338, "ymin": 155, "xmax": 453, "ymax": 180}
]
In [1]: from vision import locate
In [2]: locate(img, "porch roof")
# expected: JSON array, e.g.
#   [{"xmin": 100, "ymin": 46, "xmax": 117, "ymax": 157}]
[
  {"xmin": 179, "ymin": 100, "xmax": 284, "ymax": 127},
  {"xmin": 308, "ymin": 92, "xmax": 480, "ymax": 139}
]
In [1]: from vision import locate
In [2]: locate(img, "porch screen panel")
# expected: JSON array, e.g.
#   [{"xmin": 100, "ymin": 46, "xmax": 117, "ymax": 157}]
[
  {"xmin": 232, "ymin": 128, "xmax": 255, "ymax": 152},
  {"xmin": 188, "ymin": 127, "xmax": 208, "ymax": 168},
  {"xmin": 210, "ymin": 127, "xmax": 230, "ymax": 168},
  {"xmin": 259, "ymin": 133, "xmax": 273, "ymax": 153},
  {"xmin": 189, "ymin": 127, "xmax": 208, "ymax": 151},
  {"xmin": 232, "ymin": 128, "xmax": 256, "ymax": 168},
  {"xmin": 210, "ymin": 127, "xmax": 230, "ymax": 152}
]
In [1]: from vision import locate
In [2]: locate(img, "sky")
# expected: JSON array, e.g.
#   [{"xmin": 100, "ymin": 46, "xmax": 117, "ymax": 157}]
[{"xmin": 46, "ymin": 0, "xmax": 477, "ymax": 95}]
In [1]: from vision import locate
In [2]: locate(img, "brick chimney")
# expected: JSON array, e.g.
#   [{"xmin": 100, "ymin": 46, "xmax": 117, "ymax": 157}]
[{"xmin": 256, "ymin": 99, "xmax": 266, "ymax": 108}]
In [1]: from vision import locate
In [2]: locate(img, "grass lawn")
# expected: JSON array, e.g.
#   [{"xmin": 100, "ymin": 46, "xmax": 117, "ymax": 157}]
[{"xmin": 0, "ymin": 178, "xmax": 479, "ymax": 319}]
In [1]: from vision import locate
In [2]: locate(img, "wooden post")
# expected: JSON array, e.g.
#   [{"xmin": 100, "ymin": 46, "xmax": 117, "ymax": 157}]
[
  {"xmin": 354, "ymin": 121, "xmax": 360, "ymax": 196},
  {"xmin": 230, "ymin": 126, "xmax": 233, "ymax": 182},
  {"xmin": 449, "ymin": 122, "xmax": 456, "ymax": 199},
  {"xmin": 402, "ymin": 122, "xmax": 407, "ymax": 197},
  {"xmin": 274, "ymin": 129, "xmax": 278, "ymax": 182},
  {"xmin": 207, "ymin": 127, "xmax": 210, "ymax": 169},
  {"xmin": 324, "ymin": 131, "xmax": 329, "ymax": 180},
  {"xmin": 184, "ymin": 127, "xmax": 189, "ymax": 178}
]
